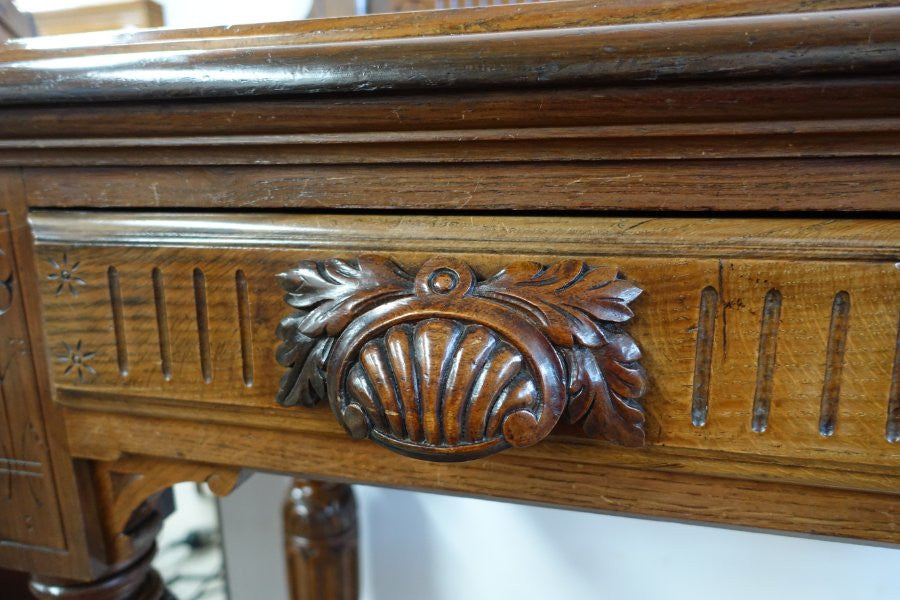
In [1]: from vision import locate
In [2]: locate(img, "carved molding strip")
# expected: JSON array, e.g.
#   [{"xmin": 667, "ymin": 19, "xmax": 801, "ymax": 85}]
[{"xmin": 276, "ymin": 256, "xmax": 647, "ymax": 461}]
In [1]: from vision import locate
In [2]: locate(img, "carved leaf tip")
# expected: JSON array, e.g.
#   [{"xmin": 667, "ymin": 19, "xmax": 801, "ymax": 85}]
[
  {"xmin": 477, "ymin": 259, "xmax": 642, "ymax": 348},
  {"xmin": 276, "ymin": 257, "xmax": 416, "ymax": 409},
  {"xmin": 562, "ymin": 334, "xmax": 648, "ymax": 447}
]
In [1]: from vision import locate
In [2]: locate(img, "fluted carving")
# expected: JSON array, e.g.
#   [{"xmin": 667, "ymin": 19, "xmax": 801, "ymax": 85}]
[{"xmin": 284, "ymin": 479, "xmax": 358, "ymax": 600}]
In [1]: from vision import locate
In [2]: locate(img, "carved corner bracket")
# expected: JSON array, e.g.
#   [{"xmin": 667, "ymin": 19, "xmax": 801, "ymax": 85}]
[
  {"xmin": 275, "ymin": 256, "xmax": 647, "ymax": 461},
  {"xmin": 90, "ymin": 457, "xmax": 243, "ymax": 563}
]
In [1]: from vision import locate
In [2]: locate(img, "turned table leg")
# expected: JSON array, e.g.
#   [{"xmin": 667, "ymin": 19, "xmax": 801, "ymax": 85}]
[
  {"xmin": 283, "ymin": 479, "xmax": 359, "ymax": 600},
  {"xmin": 29, "ymin": 543, "xmax": 172, "ymax": 600}
]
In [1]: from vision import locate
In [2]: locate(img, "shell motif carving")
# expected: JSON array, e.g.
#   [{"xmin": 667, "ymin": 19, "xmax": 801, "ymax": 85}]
[{"xmin": 276, "ymin": 256, "xmax": 647, "ymax": 462}]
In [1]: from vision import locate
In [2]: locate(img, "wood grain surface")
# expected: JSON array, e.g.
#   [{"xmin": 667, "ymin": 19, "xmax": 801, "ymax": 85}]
[
  {"xmin": 4, "ymin": 8, "xmax": 899, "ymax": 104},
  {"xmin": 0, "ymin": 0, "xmax": 897, "ymax": 587},
  {"xmin": 64, "ymin": 408, "xmax": 900, "ymax": 544},
  {"xmin": 284, "ymin": 480, "xmax": 358, "ymax": 600},
  {"xmin": 29, "ymin": 213, "xmax": 899, "ymax": 518},
  {"xmin": 2, "ymin": 5, "xmax": 895, "ymax": 213},
  {"xmin": 275, "ymin": 256, "xmax": 648, "ymax": 460},
  {"xmin": 3, "ymin": 1, "xmax": 894, "ymax": 61},
  {"xmin": 0, "ymin": 171, "xmax": 104, "ymax": 579},
  {"xmin": 19, "ymin": 159, "xmax": 900, "ymax": 212}
]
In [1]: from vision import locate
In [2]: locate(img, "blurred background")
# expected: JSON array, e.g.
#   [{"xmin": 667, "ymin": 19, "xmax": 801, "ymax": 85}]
[
  {"xmin": 8, "ymin": 0, "xmax": 533, "ymax": 37},
  {"xmin": 2, "ymin": 1, "xmax": 899, "ymax": 598}
]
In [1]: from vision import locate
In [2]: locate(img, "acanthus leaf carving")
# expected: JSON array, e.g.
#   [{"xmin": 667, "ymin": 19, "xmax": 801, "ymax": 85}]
[
  {"xmin": 279, "ymin": 255, "xmax": 413, "ymax": 337},
  {"xmin": 276, "ymin": 256, "xmax": 648, "ymax": 461},
  {"xmin": 276, "ymin": 256, "xmax": 412, "ymax": 407},
  {"xmin": 477, "ymin": 259, "xmax": 641, "ymax": 347}
]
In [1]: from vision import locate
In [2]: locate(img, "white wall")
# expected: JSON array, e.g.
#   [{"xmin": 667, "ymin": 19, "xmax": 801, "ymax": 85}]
[
  {"xmin": 156, "ymin": 0, "xmax": 313, "ymax": 29},
  {"xmin": 14, "ymin": 0, "xmax": 315, "ymax": 28},
  {"xmin": 220, "ymin": 473, "xmax": 898, "ymax": 600}
]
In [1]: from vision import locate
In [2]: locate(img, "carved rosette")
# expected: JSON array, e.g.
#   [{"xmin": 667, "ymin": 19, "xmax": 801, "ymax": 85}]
[{"xmin": 276, "ymin": 256, "xmax": 647, "ymax": 461}]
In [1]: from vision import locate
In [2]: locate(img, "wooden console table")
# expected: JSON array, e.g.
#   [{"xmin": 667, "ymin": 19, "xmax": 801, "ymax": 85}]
[{"xmin": 0, "ymin": 1, "xmax": 897, "ymax": 597}]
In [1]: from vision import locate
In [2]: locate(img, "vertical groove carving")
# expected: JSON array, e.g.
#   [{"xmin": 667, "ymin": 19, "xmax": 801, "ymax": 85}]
[
  {"xmin": 283, "ymin": 479, "xmax": 358, "ymax": 600},
  {"xmin": 151, "ymin": 267, "xmax": 172, "ymax": 381},
  {"xmin": 691, "ymin": 286, "xmax": 718, "ymax": 427},
  {"xmin": 820, "ymin": 291, "xmax": 851, "ymax": 437},
  {"xmin": 887, "ymin": 314, "xmax": 900, "ymax": 443},
  {"xmin": 752, "ymin": 289, "xmax": 782, "ymax": 433},
  {"xmin": 235, "ymin": 269, "xmax": 254, "ymax": 387},
  {"xmin": 107, "ymin": 266, "xmax": 128, "ymax": 377},
  {"xmin": 193, "ymin": 268, "xmax": 212, "ymax": 384}
]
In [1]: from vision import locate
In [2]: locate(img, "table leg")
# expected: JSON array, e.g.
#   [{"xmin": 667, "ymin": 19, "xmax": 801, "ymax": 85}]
[
  {"xmin": 29, "ymin": 543, "xmax": 172, "ymax": 600},
  {"xmin": 283, "ymin": 479, "xmax": 359, "ymax": 600}
]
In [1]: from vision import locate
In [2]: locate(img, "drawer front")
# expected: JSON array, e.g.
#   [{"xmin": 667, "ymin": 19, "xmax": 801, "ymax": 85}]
[{"xmin": 30, "ymin": 212, "xmax": 899, "ymax": 484}]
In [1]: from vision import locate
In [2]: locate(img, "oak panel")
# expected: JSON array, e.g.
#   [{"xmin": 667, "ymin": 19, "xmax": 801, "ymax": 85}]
[
  {"xmin": 31, "ymin": 213, "xmax": 900, "ymax": 478},
  {"xmin": 63, "ymin": 408, "xmax": 900, "ymax": 545},
  {"xmin": 0, "ymin": 211, "xmax": 66, "ymax": 551},
  {"xmin": 21, "ymin": 159, "xmax": 900, "ymax": 212}
]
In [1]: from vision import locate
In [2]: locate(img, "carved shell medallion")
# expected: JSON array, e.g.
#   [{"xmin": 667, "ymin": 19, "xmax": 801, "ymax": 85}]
[
  {"xmin": 340, "ymin": 320, "xmax": 549, "ymax": 460},
  {"xmin": 276, "ymin": 256, "xmax": 647, "ymax": 462}
]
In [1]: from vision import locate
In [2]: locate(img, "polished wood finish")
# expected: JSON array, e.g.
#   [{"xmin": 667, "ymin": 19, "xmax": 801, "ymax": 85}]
[
  {"xmin": 0, "ymin": 186, "xmax": 66, "ymax": 554},
  {"xmin": 284, "ymin": 479, "xmax": 358, "ymax": 600},
  {"xmin": 0, "ymin": 1, "xmax": 896, "ymax": 595},
  {"xmin": 277, "ymin": 256, "xmax": 646, "ymax": 459},
  {"xmin": 7, "ymin": 7, "xmax": 897, "ymax": 103},
  {"xmin": 0, "ymin": 4, "xmax": 895, "ymax": 216},
  {"xmin": 30, "ymin": 545, "xmax": 169, "ymax": 600}
]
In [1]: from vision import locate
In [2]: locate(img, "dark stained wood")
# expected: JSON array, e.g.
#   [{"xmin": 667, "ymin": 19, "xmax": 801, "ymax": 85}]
[
  {"xmin": 0, "ymin": 5, "xmax": 896, "ymax": 214},
  {"xmin": 2, "ymin": 79, "xmax": 898, "ymax": 140},
  {"xmin": 5, "ymin": 131, "xmax": 898, "ymax": 169},
  {"xmin": 29, "ymin": 544, "xmax": 170, "ymax": 600},
  {"xmin": 277, "ymin": 256, "xmax": 646, "ymax": 459},
  {"xmin": 1, "ymin": 8, "xmax": 898, "ymax": 104},
  {"xmin": 19, "ymin": 159, "xmax": 900, "ymax": 212},
  {"xmin": 284, "ymin": 479, "xmax": 358, "ymax": 600},
  {"xmin": 0, "ymin": 565, "xmax": 29, "ymax": 597}
]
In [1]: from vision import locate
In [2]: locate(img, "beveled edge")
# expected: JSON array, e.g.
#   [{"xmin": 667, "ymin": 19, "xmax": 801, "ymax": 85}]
[{"xmin": 0, "ymin": 6, "xmax": 897, "ymax": 105}]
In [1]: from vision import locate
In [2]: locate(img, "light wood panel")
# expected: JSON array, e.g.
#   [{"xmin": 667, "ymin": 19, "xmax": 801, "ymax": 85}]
[
  {"xmin": 63, "ymin": 408, "xmax": 900, "ymax": 544},
  {"xmin": 30, "ymin": 213, "xmax": 899, "ymax": 485}
]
